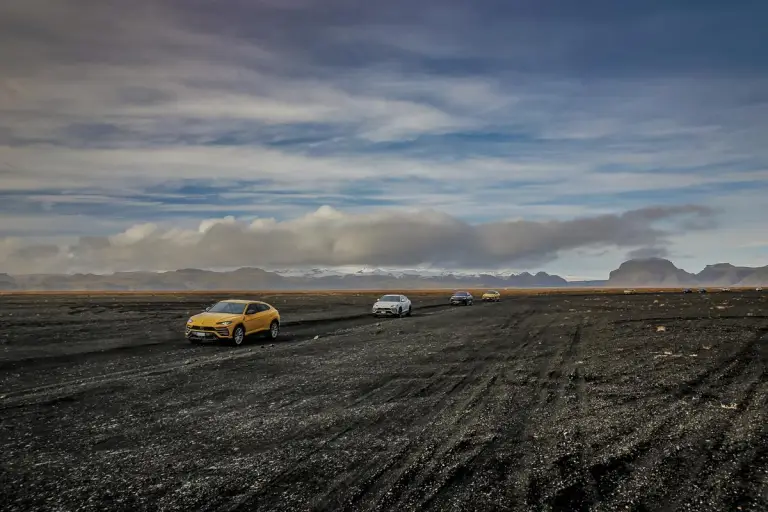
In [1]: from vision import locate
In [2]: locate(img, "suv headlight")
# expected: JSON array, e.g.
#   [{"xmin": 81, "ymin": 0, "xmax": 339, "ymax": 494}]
[
  {"xmin": 217, "ymin": 321, "xmax": 232, "ymax": 326},
  {"xmin": 187, "ymin": 318, "xmax": 193, "ymax": 324}
]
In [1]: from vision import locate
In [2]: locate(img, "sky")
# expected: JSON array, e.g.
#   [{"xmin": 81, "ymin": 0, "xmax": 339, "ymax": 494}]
[{"xmin": 1, "ymin": 0, "xmax": 767, "ymax": 279}]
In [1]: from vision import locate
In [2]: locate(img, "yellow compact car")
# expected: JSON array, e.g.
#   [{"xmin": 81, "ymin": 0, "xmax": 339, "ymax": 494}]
[
  {"xmin": 185, "ymin": 299, "xmax": 280, "ymax": 345},
  {"xmin": 481, "ymin": 290, "xmax": 501, "ymax": 302}
]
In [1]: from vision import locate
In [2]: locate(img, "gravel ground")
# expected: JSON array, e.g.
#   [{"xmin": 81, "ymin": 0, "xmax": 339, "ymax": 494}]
[{"xmin": 1, "ymin": 291, "xmax": 767, "ymax": 511}]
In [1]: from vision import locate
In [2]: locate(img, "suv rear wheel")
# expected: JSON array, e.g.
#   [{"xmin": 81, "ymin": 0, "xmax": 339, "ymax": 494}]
[{"xmin": 267, "ymin": 321, "xmax": 279, "ymax": 340}]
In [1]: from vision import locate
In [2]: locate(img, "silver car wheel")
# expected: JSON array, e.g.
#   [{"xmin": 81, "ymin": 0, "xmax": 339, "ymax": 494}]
[{"xmin": 233, "ymin": 327, "xmax": 244, "ymax": 345}]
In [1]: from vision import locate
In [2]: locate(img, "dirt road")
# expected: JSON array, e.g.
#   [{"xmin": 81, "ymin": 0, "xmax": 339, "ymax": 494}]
[{"xmin": 1, "ymin": 291, "xmax": 767, "ymax": 511}]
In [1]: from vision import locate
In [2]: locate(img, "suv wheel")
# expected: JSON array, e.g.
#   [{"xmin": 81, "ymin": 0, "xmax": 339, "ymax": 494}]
[
  {"xmin": 267, "ymin": 321, "xmax": 279, "ymax": 340},
  {"xmin": 232, "ymin": 325, "xmax": 245, "ymax": 346}
]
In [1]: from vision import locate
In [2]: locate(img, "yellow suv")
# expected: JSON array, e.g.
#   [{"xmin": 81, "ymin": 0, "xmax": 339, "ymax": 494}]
[
  {"xmin": 186, "ymin": 299, "xmax": 280, "ymax": 345},
  {"xmin": 481, "ymin": 290, "xmax": 501, "ymax": 302}
]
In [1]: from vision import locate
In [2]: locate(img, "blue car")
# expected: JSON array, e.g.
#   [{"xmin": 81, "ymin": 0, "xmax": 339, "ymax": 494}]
[{"xmin": 450, "ymin": 291, "xmax": 474, "ymax": 306}]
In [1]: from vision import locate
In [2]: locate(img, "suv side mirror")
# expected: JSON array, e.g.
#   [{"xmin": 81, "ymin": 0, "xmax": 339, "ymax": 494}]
[{"xmin": 204, "ymin": 306, "xmax": 211, "ymax": 311}]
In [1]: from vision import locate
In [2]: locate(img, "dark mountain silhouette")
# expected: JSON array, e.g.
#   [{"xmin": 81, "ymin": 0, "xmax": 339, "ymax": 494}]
[
  {"xmin": 608, "ymin": 258, "xmax": 699, "ymax": 287},
  {"xmin": 695, "ymin": 263, "xmax": 755, "ymax": 286},
  {"xmin": 607, "ymin": 258, "xmax": 767, "ymax": 287},
  {"xmin": 735, "ymin": 266, "xmax": 768, "ymax": 287}
]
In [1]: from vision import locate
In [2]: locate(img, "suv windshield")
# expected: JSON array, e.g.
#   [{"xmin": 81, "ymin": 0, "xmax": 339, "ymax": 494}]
[
  {"xmin": 380, "ymin": 295, "xmax": 401, "ymax": 302},
  {"xmin": 453, "ymin": 291, "xmax": 469, "ymax": 296},
  {"xmin": 208, "ymin": 301, "xmax": 246, "ymax": 314}
]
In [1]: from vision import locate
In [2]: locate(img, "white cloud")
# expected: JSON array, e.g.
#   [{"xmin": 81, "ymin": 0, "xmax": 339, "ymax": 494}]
[{"xmin": 0, "ymin": 205, "xmax": 714, "ymax": 274}]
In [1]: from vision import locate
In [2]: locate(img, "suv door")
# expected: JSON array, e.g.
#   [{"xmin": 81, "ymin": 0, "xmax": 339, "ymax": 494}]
[
  {"xmin": 255, "ymin": 303, "xmax": 272, "ymax": 331},
  {"xmin": 243, "ymin": 303, "xmax": 263, "ymax": 334},
  {"xmin": 249, "ymin": 303, "xmax": 274, "ymax": 333}
]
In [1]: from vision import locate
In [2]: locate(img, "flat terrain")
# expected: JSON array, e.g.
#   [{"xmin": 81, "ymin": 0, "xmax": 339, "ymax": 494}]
[{"xmin": 1, "ymin": 291, "xmax": 767, "ymax": 511}]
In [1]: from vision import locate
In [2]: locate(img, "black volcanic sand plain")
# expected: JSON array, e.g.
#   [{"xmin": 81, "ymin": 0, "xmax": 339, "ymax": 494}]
[{"xmin": 1, "ymin": 291, "xmax": 767, "ymax": 511}]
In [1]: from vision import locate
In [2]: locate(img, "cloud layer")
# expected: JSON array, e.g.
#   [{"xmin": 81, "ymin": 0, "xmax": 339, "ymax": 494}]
[
  {"xmin": 0, "ymin": 205, "xmax": 713, "ymax": 274},
  {"xmin": 0, "ymin": 0, "xmax": 766, "ymax": 275}
]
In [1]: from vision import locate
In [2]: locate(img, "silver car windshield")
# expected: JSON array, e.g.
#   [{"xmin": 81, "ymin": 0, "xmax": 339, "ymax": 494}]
[{"xmin": 380, "ymin": 295, "xmax": 401, "ymax": 302}]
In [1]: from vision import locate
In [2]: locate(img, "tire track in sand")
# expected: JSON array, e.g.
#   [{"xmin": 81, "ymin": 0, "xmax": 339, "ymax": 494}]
[
  {"xmin": 590, "ymin": 327, "xmax": 768, "ymax": 511},
  {"xmin": 518, "ymin": 322, "xmax": 601, "ymax": 511},
  {"xmin": 218, "ymin": 361, "xmax": 497, "ymax": 512},
  {"xmin": 0, "ymin": 306, "xmax": 461, "ymax": 410},
  {"xmin": 217, "ymin": 309, "xmax": 536, "ymax": 511},
  {"xmin": 305, "ymin": 311, "xmax": 541, "ymax": 511}
]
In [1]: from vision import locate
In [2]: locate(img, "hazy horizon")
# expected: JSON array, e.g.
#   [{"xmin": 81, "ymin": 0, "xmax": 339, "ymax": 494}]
[{"xmin": 3, "ymin": 256, "xmax": 766, "ymax": 286}]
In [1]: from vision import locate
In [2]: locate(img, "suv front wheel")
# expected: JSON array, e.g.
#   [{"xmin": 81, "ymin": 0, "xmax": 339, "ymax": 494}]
[{"xmin": 232, "ymin": 325, "xmax": 245, "ymax": 346}]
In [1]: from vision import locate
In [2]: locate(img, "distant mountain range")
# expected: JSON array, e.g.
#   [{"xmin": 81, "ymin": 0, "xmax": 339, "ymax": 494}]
[
  {"xmin": 607, "ymin": 259, "xmax": 767, "ymax": 288},
  {"xmin": 0, "ymin": 267, "xmax": 570, "ymax": 291},
  {"xmin": 0, "ymin": 258, "xmax": 765, "ymax": 291}
]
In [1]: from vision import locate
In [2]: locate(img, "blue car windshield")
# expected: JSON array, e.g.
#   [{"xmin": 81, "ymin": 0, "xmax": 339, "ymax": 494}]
[
  {"xmin": 208, "ymin": 301, "xmax": 246, "ymax": 314},
  {"xmin": 454, "ymin": 292, "xmax": 469, "ymax": 296}
]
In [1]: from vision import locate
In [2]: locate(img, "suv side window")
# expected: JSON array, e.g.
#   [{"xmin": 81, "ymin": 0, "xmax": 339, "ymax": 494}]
[{"xmin": 245, "ymin": 303, "xmax": 258, "ymax": 315}]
